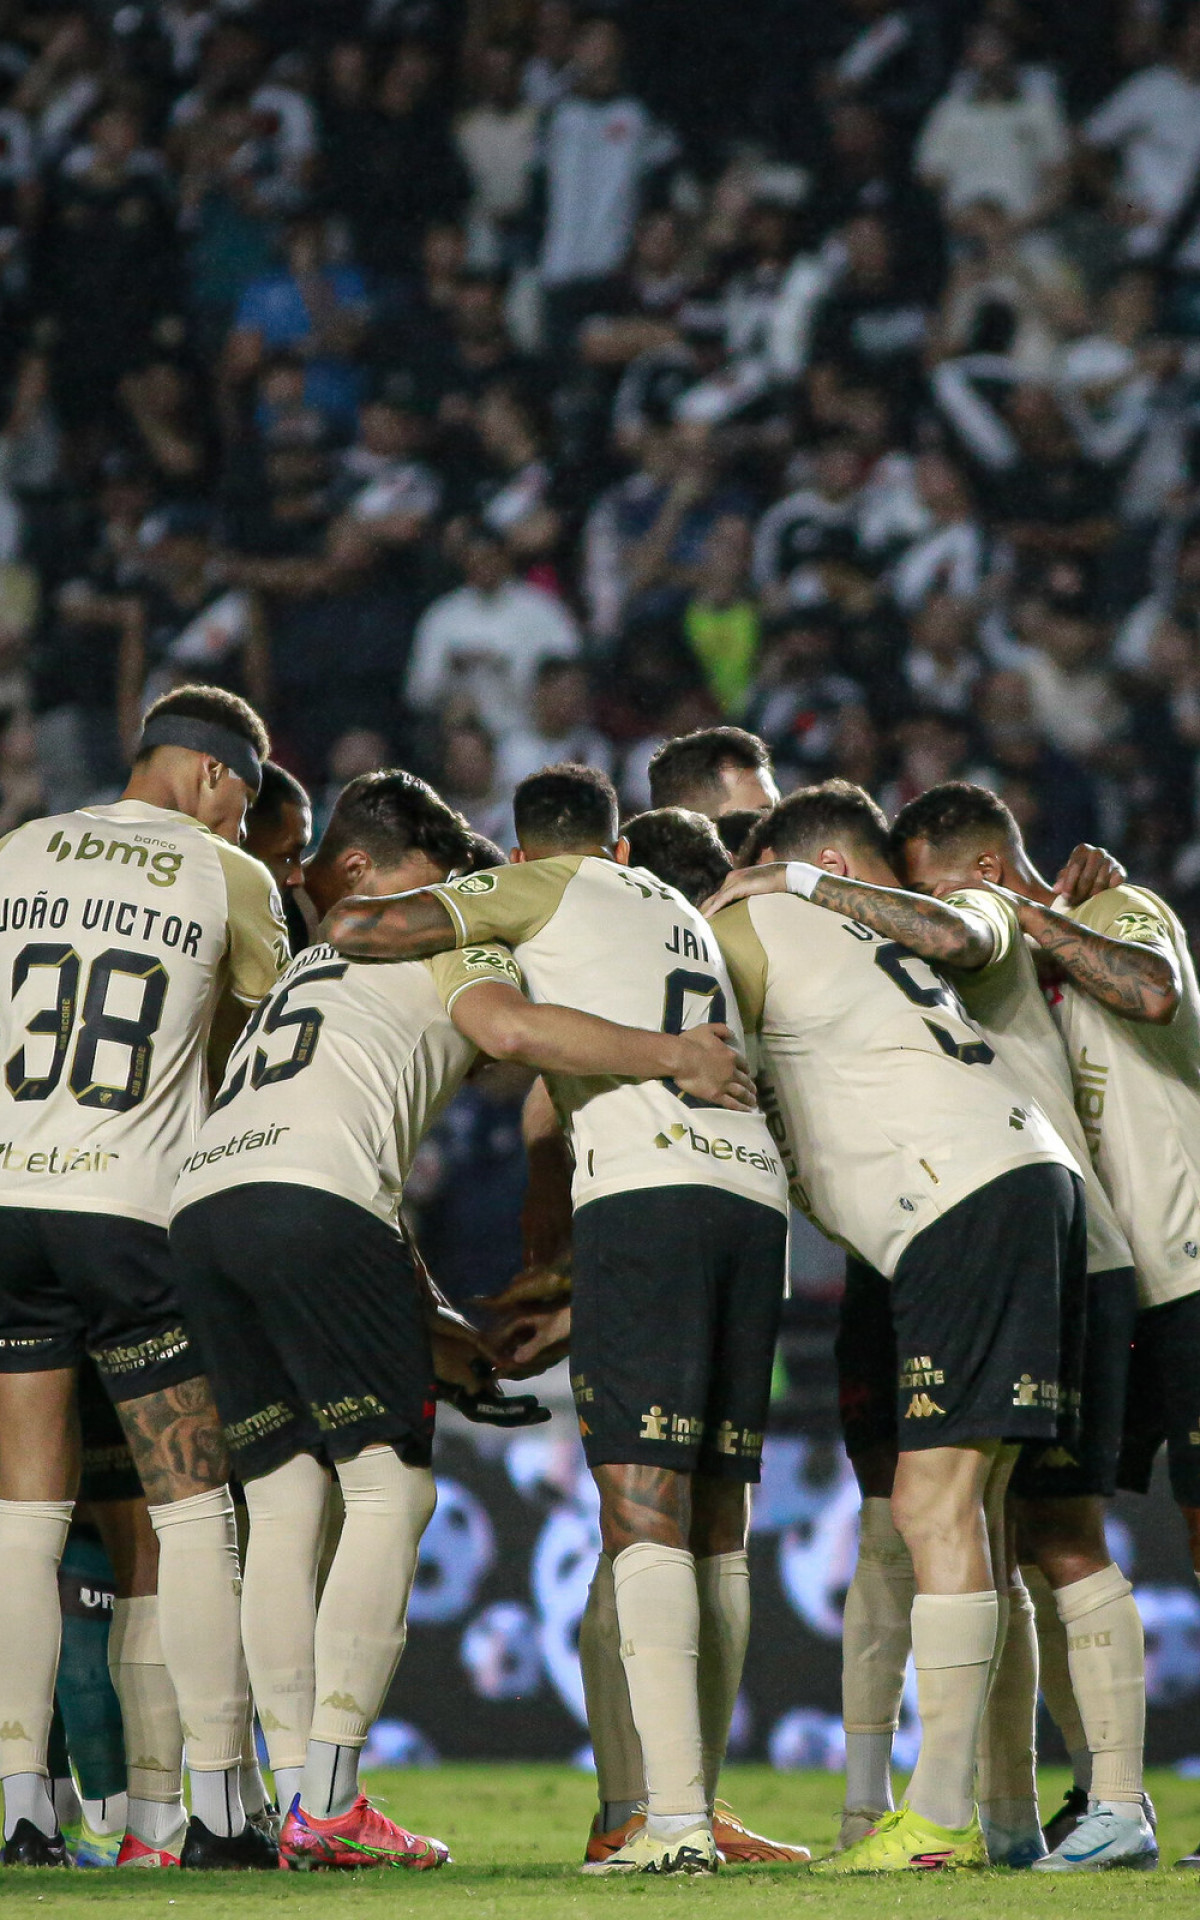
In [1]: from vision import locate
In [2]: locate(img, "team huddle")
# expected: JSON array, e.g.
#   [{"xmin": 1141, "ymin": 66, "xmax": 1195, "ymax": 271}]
[{"xmin": 0, "ymin": 688, "xmax": 1197, "ymax": 1877}]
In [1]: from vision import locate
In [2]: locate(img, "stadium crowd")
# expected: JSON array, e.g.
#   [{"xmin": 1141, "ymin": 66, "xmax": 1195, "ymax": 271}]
[{"xmin": 0, "ymin": 0, "xmax": 1197, "ymax": 912}]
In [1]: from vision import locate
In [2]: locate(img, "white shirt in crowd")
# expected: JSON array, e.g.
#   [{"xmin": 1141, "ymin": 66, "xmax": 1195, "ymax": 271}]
[
  {"xmin": 916, "ymin": 82, "xmax": 1069, "ymax": 216},
  {"xmin": 1085, "ymin": 63, "xmax": 1200, "ymax": 261},
  {"xmin": 539, "ymin": 92, "xmax": 677, "ymax": 287},
  {"xmin": 406, "ymin": 580, "xmax": 581, "ymax": 736}
]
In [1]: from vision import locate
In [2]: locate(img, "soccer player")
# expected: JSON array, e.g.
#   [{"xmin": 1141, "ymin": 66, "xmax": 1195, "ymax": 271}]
[
  {"xmin": 326, "ymin": 765, "xmax": 792, "ymax": 1876},
  {"xmin": 171, "ymin": 768, "xmax": 754, "ymax": 1873},
  {"xmin": 0, "ymin": 683, "xmax": 288, "ymax": 1868},
  {"xmin": 769, "ymin": 782, "xmax": 1145, "ymax": 1870},
  {"xmin": 892, "ymin": 781, "xmax": 1192, "ymax": 1871},
  {"xmin": 243, "ymin": 762, "xmax": 312, "ymax": 955},
  {"xmin": 703, "ymin": 781, "xmax": 1086, "ymax": 1874},
  {"xmin": 536, "ymin": 805, "xmax": 810, "ymax": 1867},
  {"xmin": 647, "ymin": 727, "xmax": 779, "ymax": 837}
]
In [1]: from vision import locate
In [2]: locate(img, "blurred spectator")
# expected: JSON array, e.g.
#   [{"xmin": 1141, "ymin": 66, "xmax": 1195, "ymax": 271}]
[
  {"xmin": 498, "ymin": 657, "xmax": 612, "ymax": 792},
  {"xmin": 219, "ymin": 213, "xmax": 370, "ymax": 433},
  {"xmin": 439, "ymin": 716, "xmax": 514, "ymax": 848},
  {"xmin": 1083, "ymin": 3, "xmax": 1200, "ymax": 265},
  {"xmin": 406, "ymin": 523, "xmax": 579, "ymax": 739},
  {"xmin": 744, "ymin": 608, "xmax": 866, "ymax": 789},
  {"xmin": 537, "ymin": 15, "xmax": 678, "ymax": 352},
  {"xmin": 902, "ymin": 590, "xmax": 982, "ymax": 716},
  {"xmin": 455, "ymin": 40, "xmax": 538, "ymax": 272},
  {"xmin": 681, "ymin": 514, "xmax": 760, "ymax": 714},
  {"xmin": 916, "ymin": 21, "xmax": 1070, "ymax": 225}
]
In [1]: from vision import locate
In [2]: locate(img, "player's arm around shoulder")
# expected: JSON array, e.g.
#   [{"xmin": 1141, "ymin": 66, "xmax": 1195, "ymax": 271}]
[
  {"xmin": 429, "ymin": 943, "xmax": 756, "ymax": 1110},
  {"xmin": 703, "ymin": 861, "xmax": 996, "ymax": 969},
  {"xmin": 324, "ymin": 857, "xmax": 579, "ymax": 960},
  {"xmin": 1012, "ymin": 882, "xmax": 1181, "ymax": 1024}
]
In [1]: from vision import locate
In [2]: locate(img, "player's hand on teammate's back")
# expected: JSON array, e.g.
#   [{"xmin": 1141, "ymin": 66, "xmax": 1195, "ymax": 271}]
[
  {"xmin": 667, "ymin": 1023, "xmax": 757, "ymax": 1109},
  {"xmin": 491, "ymin": 1302, "xmax": 573, "ymax": 1380},
  {"xmin": 1051, "ymin": 842, "xmax": 1127, "ymax": 906},
  {"xmin": 701, "ymin": 862, "xmax": 790, "ymax": 917}
]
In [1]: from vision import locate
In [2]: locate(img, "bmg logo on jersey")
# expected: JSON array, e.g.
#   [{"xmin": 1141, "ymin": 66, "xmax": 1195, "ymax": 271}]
[{"xmin": 45, "ymin": 829, "xmax": 182, "ymax": 887}]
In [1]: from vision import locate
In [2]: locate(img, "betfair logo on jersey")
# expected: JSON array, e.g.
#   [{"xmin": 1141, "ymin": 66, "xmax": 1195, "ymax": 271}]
[
  {"xmin": 451, "ymin": 872, "xmax": 497, "ymax": 895},
  {"xmin": 1012, "ymin": 1374, "xmax": 1059, "ymax": 1411},
  {"xmin": 1075, "ymin": 1046, "xmax": 1108, "ymax": 1157},
  {"xmin": 46, "ymin": 829, "xmax": 182, "ymax": 887},
  {"xmin": 903, "ymin": 1393, "xmax": 946, "ymax": 1419},
  {"xmin": 652, "ymin": 1120, "xmax": 779, "ymax": 1174},
  {"xmin": 0, "ymin": 1143, "xmax": 119, "ymax": 1175}
]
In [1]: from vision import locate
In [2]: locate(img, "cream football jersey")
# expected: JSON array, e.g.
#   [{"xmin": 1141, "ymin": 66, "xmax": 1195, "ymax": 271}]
[
  {"xmin": 0, "ymin": 799, "xmax": 288, "ymax": 1226},
  {"xmin": 714, "ymin": 891, "xmax": 1076, "ymax": 1278},
  {"xmin": 943, "ymin": 889, "xmax": 1131, "ymax": 1277},
  {"xmin": 174, "ymin": 940, "xmax": 523, "ymax": 1223},
  {"xmin": 430, "ymin": 856, "xmax": 788, "ymax": 1216},
  {"xmin": 1046, "ymin": 884, "xmax": 1200, "ymax": 1308}
]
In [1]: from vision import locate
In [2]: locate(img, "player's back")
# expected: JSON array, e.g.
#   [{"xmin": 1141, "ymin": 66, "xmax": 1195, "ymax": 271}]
[
  {"xmin": 432, "ymin": 854, "xmax": 787, "ymax": 1215},
  {"xmin": 943, "ymin": 887, "xmax": 1130, "ymax": 1276},
  {"xmin": 1050, "ymin": 884, "xmax": 1200, "ymax": 1304},
  {"xmin": 0, "ymin": 799, "xmax": 286, "ymax": 1225},
  {"xmin": 174, "ymin": 941, "xmax": 517, "ymax": 1224},
  {"xmin": 714, "ymin": 890, "xmax": 1073, "ymax": 1276}
]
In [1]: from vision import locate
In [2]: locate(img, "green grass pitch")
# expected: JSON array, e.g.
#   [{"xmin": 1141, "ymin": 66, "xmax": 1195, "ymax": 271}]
[{"xmin": 2, "ymin": 1766, "xmax": 1199, "ymax": 1917}]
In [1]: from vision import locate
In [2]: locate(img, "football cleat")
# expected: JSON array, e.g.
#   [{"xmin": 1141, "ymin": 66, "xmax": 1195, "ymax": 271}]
[
  {"xmin": 581, "ymin": 1821, "xmax": 718, "ymax": 1875},
  {"xmin": 116, "ymin": 1830, "xmax": 182, "ymax": 1868},
  {"xmin": 71, "ymin": 1815, "xmax": 124, "ymax": 1868},
  {"xmin": 1041, "ymin": 1782, "xmax": 1088, "ymax": 1852},
  {"xmin": 983, "ymin": 1818, "xmax": 1048, "ymax": 1869},
  {"xmin": 179, "ymin": 1815, "xmax": 279, "ymax": 1870},
  {"xmin": 1, "ymin": 1820, "xmax": 68, "ymax": 1867},
  {"xmin": 712, "ymin": 1803, "xmax": 810, "ymax": 1864},
  {"xmin": 279, "ymin": 1794, "xmax": 450, "ymax": 1871},
  {"xmin": 584, "ymin": 1810, "xmax": 644, "ymax": 1862},
  {"xmin": 810, "ymin": 1803, "xmax": 987, "ymax": 1874},
  {"xmin": 1032, "ymin": 1802, "xmax": 1158, "ymax": 1872},
  {"xmin": 249, "ymin": 1802, "xmax": 282, "ymax": 1846},
  {"xmin": 836, "ymin": 1807, "xmax": 889, "ymax": 1851}
]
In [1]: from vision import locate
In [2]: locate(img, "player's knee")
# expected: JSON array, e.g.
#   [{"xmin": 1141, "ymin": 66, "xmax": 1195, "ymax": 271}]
[
  {"xmin": 1014, "ymin": 1495, "xmax": 1109, "ymax": 1583},
  {"xmin": 596, "ymin": 1463, "xmax": 690, "ymax": 1555}
]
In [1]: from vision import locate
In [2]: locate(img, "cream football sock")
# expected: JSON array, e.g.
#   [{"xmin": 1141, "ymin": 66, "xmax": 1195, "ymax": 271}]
[
  {"xmin": 578, "ymin": 1554, "xmax": 645, "ymax": 1829},
  {"xmin": 611, "ymin": 1542, "xmax": 706, "ymax": 1833},
  {"xmin": 147, "ymin": 1485, "xmax": 248, "ymax": 1837},
  {"xmin": 1055, "ymin": 1563, "xmax": 1145, "ymax": 1805},
  {"xmin": 842, "ymin": 1497, "xmax": 914, "ymax": 1815},
  {"xmin": 907, "ymin": 1590, "xmax": 998, "ymax": 1832},
  {"xmin": 241, "ymin": 1454, "xmax": 329, "ymax": 1791},
  {"xmin": 977, "ymin": 1579, "xmax": 1040, "ymax": 1837},
  {"xmin": 696, "ymin": 1550, "xmax": 750, "ymax": 1808},
  {"xmin": 0, "ymin": 1498, "xmax": 73, "ymax": 1837},
  {"xmin": 1025, "ymin": 1563, "xmax": 1091, "ymax": 1789},
  {"xmin": 107, "ymin": 1594, "xmax": 186, "ymax": 1844},
  {"xmin": 302, "ymin": 1448, "xmax": 436, "ymax": 1820}
]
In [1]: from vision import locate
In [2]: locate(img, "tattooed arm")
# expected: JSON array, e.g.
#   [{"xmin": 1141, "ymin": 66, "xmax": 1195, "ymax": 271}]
[
  {"xmin": 322, "ymin": 888, "xmax": 458, "ymax": 960},
  {"xmin": 1013, "ymin": 897, "xmax": 1180, "ymax": 1024},
  {"xmin": 703, "ymin": 861, "xmax": 995, "ymax": 967}
]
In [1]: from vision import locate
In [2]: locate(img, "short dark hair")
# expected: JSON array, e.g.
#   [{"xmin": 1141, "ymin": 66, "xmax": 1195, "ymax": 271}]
[
  {"xmin": 889, "ymin": 782, "xmax": 1021, "ymax": 861},
  {"xmin": 317, "ymin": 769, "xmax": 472, "ymax": 869},
  {"xmin": 247, "ymin": 761, "xmax": 310, "ymax": 831},
  {"xmin": 743, "ymin": 779, "xmax": 890, "ymax": 865},
  {"xmin": 135, "ymin": 683, "xmax": 269, "ymax": 765},
  {"xmin": 715, "ymin": 809, "xmax": 761, "ymax": 860},
  {"xmin": 463, "ymin": 830, "xmax": 506, "ymax": 872},
  {"xmin": 648, "ymin": 727, "xmax": 771, "ymax": 811},
  {"xmin": 623, "ymin": 808, "xmax": 731, "ymax": 907},
  {"xmin": 513, "ymin": 763, "xmax": 619, "ymax": 852}
]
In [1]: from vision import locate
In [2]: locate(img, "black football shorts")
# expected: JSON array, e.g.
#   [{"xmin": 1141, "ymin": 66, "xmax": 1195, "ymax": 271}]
[
  {"xmin": 170, "ymin": 1183, "xmax": 436, "ymax": 1482},
  {"xmin": 835, "ymin": 1257, "xmax": 897, "ymax": 1460},
  {"xmin": 1117, "ymin": 1288, "xmax": 1200, "ymax": 1506},
  {"xmin": 1012, "ymin": 1266, "xmax": 1137, "ymax": 1500},
  {"xmin": 0, "ymin": 1206, "xmax": 197, "ymax": 1400},
  {"xmin": 569, "ymin": 1185, "xmax": 788, "ymax": 1483},
  {"xmin": 890, "ymin": 1163, "xmax": 1087, "ymax": 1453}
]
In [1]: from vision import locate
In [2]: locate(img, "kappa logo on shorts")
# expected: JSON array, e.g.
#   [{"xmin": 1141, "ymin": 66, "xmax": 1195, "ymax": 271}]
[{"xmin": 903, "ymin": 1393, "xmax": 945, "ymax": 1419}]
